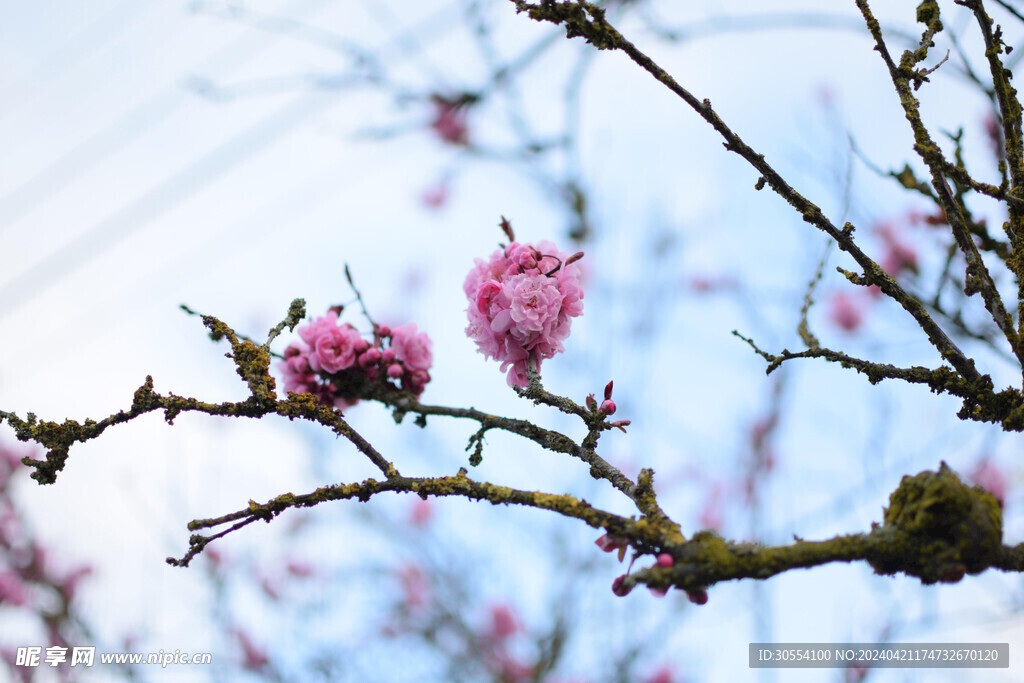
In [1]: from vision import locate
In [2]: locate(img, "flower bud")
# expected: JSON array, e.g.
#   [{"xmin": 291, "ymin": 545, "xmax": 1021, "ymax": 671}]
[
  {"xmin": 610, "ymin": 419, "xmax": 631, "ymax": 433},
  {"xmin": 381, "ymin": 349, "xmax": 396, "ymax": 364},
  {"xmin": 516, "ymin": 250, "xmax": 537, "ymax": 270},
  {"xmin": 377, "ymin": 325, "xmax": 391, "ymax": 338},
  {"xmin": 604, "ymin": 380, "xmax": 614, "ymax": 400},
  {"xmin": 611, "ymin": 575, "xmax": 633, "ymax": 597},
  {"xmin": 586, "ymin": 394, "xmax": 597, "ymax": 411},
  {"xmin": 565, "ymin": 251, "xmax": 584, "ymax": 266},
  {"xmin": 359, "ymin": 348, "xmax": 382, "ymax": 368},
  {"xmin": 600, "ymin": 400, "xmax": 616, "ymax": 415},
  {"xmin": 499, "ymin": 216, "xmax": 515, "ymax": 242},
  {"xmin": 656, "ymin": 553, "xmax": 674, "ymax": 567},
  {"xmin": 595, "ymin": 533, "xmax": 628, "ymax": 553},
  {"xmin": 387, "ymin": 363, "xmax": 404, "ymax": 379},
  {"xmin": 354, "ymin": 338, "xmax": 370, "ymax": 353},
  {"xmin": 649, "ymin": 586, "xmax": 669, "ymax": 598},
  {"xmin": 686, "ymin": 588, "xmax": 708, "ymax": 605}
]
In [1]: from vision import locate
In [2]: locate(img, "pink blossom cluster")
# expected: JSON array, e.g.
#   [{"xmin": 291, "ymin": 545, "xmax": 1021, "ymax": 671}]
[
  {"xmin": 464, "ymin": 240, "xmax": 584, "ymax": 386},
  {"xmin": 0, "ymin": 443, "xmax": 93, "ymax": 650},
  {"xmin": 827, "ymin": 210, "xmax": 934, "ymax": 334},
  {"xmin": 278, "ymin": 309, "xmax": 432, "ymax": 409}
]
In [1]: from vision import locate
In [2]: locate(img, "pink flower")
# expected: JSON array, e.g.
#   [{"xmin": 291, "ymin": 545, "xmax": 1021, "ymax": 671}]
[
  {"xmin": 297, "ymin": 310, "xmax": 340, "ymax": 347},
  {"xmin": 311, "ymin": 325, "xmax": 361, "ymax": 374},
  {"xmin": 464, "ymin": 239, "xmax": 584, "ymax": 386},
  {"xmin": 280, "ymin": 308, "xmax": 431, "ymax": 406},
  {"xmin": 390, "ymin": 323, "xmax": 433, "ymax": 372},
  {"xmin": 505, "ymin": 273, "xmax": 564, "ymax": 334}
]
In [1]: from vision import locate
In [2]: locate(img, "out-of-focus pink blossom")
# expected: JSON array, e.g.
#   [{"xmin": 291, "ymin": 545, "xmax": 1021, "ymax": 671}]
[
  {"xmin": 880, "ymin": 242, "xmax": 918, "ymax": 277},
  {"xmin": 259, "ymin": 575, "xmax": 280, "ymax": 601},
  {"xmin": 465, "ymin": 239, "xmax": 584, "ymax": 386},
  {"xmin": 983, "ymin": 111, "xmax": 1003, "ymax": 159},
  {"xmin": 488, "ymin": 653, "xmax": 534, "ymax": 682},
  {"xmin": 232, "ymin": 629, "xmax": 269, "ymax": 672},
  {"xmin": 205, "ymin": 547, "xmax": 225, "ymax": 569},
  {"xmin": 687, "ymin": 274, "xmax": 738, "ymax": 292},
  {"xmin": 59, "ymin": 565, "xmax": 93, "ymax": 602},
  {"xmin": 398, "ymin": 564, "xmax": 429, "ymax": 609},
  {"xmin": 0, "ymin": 570, "xmax": 29, "ymax": 606},
  {"xmin": 286, "ymin": 560, "xmax": 315, "ymax": 578},
  {"xmin": 846, "ymin": 665, "xmax": 869, "ymax": 683},
  {"xmin": 876, "ymin": 222, "xmax": 918, "ymax": 276},
  {"xmin": 698, "ymin": 483, "xmax": 724, "ymax": 531},
  {"xmin": 410, "ymin": 498, "xmax": 432, "ymax": 527},
  {"xmin": 645, "ymin": 665, "xmax": 676, "ymax": 683},
  {"xmin": 486, "ymin": 604, "xmax": 520, "ymax": 641},
  {"xmin": 421, "ymin": 180, "xmax": 450, "ymax": 209},
  {"xmin": 969, "ymin": 458, "xmax": 1007, "ymax": 506},
  {"xmin": 828, "ymin": 292, "xmax": 864, "ymax": 333},
  {"xmin": 430, "ymin": 96, "xmax": 470, "ymax": 146}
]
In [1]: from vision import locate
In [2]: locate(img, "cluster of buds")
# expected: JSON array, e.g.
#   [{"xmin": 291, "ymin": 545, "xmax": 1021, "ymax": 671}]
[
  {"xmin": 596, "ymin": 533, "xmax": 707, "ymax": 604},
  {"xmin": 586, "ymin": 381, "xmax": 631, "ymax": 431},
  {"xmin": 278, "ymin": 307, "xmax": 432, "ymax": 410}
]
